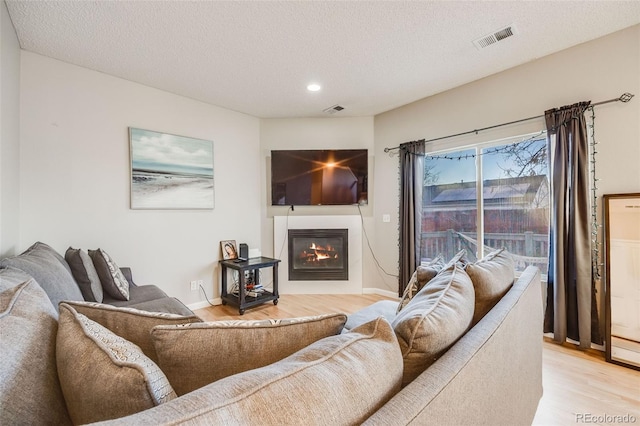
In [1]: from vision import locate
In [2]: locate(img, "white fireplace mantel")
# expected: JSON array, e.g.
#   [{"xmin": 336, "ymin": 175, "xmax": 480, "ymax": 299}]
[{"xmin": 273, "ymin": 215, "xmax": 362, "ymax": 294}]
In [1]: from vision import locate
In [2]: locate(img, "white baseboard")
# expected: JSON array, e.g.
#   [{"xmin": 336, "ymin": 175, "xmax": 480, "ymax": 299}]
[
  {"xmin": 363, "ymin": 287, "xmax": 399, "ymax": 299},
  {"xmin": 187, "ymin": 298, "xmax": 221, "ymax": 311}
]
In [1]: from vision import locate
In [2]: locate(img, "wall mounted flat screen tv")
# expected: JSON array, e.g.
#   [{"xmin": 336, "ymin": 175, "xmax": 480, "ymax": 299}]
[{"xmin": 271, "ymin": 149, "xmax": 368, "ymax": 206}]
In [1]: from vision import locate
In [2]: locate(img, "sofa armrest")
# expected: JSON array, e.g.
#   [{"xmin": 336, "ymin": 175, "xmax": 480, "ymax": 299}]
[{"xmin": 119, "ymin": 267, "xmax": 137, "ymax": 287}]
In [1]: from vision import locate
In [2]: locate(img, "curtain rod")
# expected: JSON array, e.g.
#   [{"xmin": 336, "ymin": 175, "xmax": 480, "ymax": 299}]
[{"xmin": 383, "ymin": 92, "xmax": 635, "ymax": 153}]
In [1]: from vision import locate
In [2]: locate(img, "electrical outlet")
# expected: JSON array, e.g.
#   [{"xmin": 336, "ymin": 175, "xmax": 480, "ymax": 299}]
[
  {"xmin": 197, "ymin": 279, "xmax": 204, "ymax": 288},
  {"xmin": 190, "ymin": 280, "xmax": 198, "ymax": 291}
]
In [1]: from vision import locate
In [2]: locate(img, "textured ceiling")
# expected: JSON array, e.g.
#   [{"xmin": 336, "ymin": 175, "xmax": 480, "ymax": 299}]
[{"xmin": 6, "ymin": 1, "xmax": 640, "ymax": 118}]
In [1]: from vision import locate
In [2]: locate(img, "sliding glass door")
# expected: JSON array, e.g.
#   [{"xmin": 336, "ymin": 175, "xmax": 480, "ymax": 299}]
[{"xmin": 420, "ymin": 135, "xmax": 549, "ymax": 274}]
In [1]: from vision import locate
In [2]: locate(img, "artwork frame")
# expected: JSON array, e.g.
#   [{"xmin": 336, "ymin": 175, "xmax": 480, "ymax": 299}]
[
  {"xmin": 221, "ymin": 240, "xmax": 238, "ymax": 260},
  {"xmin": 130, "ymin": 127, "xmax": 214, "ymax": 210}
]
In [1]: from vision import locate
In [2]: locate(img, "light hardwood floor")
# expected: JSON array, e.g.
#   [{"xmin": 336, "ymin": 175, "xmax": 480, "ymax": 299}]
[{"xmin": 195, "ymin": 294, "xmax": 640, "ymax": 425}]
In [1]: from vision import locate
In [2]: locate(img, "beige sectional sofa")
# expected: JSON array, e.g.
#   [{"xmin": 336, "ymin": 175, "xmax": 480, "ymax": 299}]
[{"xmin": 0, "ymin": 243, "xmax": 543, "ymax": 425}]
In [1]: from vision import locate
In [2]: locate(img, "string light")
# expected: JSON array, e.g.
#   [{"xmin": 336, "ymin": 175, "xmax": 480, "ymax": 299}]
[
  {"xmin": 588, "ymin": 106, "xmax": 603, "ymax": 281},
  {"xmin": 421, "ymin": 131, "xmax": 547, "ymax": 161}
]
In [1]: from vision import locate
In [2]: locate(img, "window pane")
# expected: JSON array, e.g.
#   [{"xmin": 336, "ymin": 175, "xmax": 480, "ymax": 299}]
[
  {"xmin": 420, "ymin": 137, "xmax": 550, "ymax": 274},
  {"xmin": 481, "ymin": 139, "xmax": 549, "ymax": 273},
  {"xmin": 421, "ymin": 148, "xmax": 478, "ymax": 264}
]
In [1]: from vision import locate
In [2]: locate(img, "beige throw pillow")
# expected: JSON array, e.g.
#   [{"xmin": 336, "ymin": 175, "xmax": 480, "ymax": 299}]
[
  {"xmin": 62, "ymin": 300, "xmax": 202, "ymax": 363},
  {"xmin": 56, "ymin": 303, "xmax": 177, "ymax": 424},
  {"xmin": 152, "ymin": 313, "xmax": 347, "ymax": 395},
  {"xmin": 392, "ymin": 261, "xmax": 475, "ymax": 386},
  {"xmin": 397, "ymin": 256, "xmax": 445, "ymax": 313},
  {"xmin": 123, "ymin": 317, "xmax": 402, "ymax": 425},
  {"xmin": 465, "ymin": 248, "xmax": 515, "ymax": 325},
  {"xmin": 442, "ymin": 248, "xmax": 468, "ymax": 270}
]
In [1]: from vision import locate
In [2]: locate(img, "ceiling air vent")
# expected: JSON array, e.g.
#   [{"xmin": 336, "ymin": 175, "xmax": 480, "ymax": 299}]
[
  {"xmin": 323, "ymin": 104, "xmax": 345, "ymax": 115},
  {"xmin": 473, "ymin": 25, "xmax": 516, "ymax": 50}
]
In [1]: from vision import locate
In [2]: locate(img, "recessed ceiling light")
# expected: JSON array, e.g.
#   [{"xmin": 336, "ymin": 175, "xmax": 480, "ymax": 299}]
[{"xmin": 307, "ymin": 83, "xmax": 321, "ymax": 92}]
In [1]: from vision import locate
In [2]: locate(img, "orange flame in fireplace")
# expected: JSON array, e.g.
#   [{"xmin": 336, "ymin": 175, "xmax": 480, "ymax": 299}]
[{"xmin": 306, "ymin": 242, "xmax": 337, "ymax": 261}]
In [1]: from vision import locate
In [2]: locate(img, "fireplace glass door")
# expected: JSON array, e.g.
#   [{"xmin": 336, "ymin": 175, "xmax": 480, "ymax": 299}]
[{"xmin": 288, "ymin": 229, "xmax": 348, "ymax": 280}]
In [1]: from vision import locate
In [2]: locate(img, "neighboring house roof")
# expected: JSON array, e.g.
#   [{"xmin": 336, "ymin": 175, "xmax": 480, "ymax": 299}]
[{"xmin": 424, "ymin": 175, "xmax": 549, "ymax": 209}]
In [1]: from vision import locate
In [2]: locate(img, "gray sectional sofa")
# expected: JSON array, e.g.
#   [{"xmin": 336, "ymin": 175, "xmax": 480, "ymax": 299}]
[
  {"xmin": 0, "ymin": 241, "xmax": 193, "ymax": 316},
  {"xmin": 0, "ymin": 242, "xmax": 543, "ymax": 425}
]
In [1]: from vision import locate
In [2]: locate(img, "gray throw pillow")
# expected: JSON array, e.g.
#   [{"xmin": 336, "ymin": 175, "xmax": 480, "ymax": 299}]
[
  {"xmin": 0, "ymin": 241, "xmax": 83, "ymax": 311},
  {"xmin": 0, "ymin": 267, "xmax": 36, "ymax": 292},
  {"xmin": 65, "ymin": 247, "xmax": 103, "ymax": 303},
  {"xmin": 89, "ymin": 248, "xmax": 129, "ymax": 301},
  {"xmin": 0, "ymin": 277, "xmax": 72, "ymax": 424}
]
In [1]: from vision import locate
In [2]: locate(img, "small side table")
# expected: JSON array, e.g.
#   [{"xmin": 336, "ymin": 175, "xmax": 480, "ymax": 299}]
[{"xmin": 219, "ymin": 256, "xmax": 280, "ymax": 315}]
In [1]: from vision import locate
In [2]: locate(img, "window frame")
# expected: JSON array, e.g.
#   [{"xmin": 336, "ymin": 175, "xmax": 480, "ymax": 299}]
[{"xmin": 421, "ymin": 131, "xmax": 549, "ymax": 279}]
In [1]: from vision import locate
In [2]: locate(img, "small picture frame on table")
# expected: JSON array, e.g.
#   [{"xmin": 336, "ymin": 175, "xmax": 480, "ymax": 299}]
[{"xmin": 221, "ymin": 240, "xmax": 238, "ymax": 260}]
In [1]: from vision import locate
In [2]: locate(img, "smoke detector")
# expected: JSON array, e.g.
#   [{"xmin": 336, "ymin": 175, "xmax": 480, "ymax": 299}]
[
  {"xmin": 473, "ymin": 25, "xmax": 516, "ymax": 50},
  {"xmin": 323, "ymin": 104, "xmax": 345, "ymax": 115}
]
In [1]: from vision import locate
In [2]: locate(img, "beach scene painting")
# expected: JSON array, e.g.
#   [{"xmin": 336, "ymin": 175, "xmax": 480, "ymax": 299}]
[{"xmin": 130, "ymin": 128, "xmax": 214, "ymax": 209}]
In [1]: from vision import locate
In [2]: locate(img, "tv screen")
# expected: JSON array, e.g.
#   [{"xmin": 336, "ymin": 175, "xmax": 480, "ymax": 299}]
[{"xmin": 271, "ymin": 149, "xmax": 368, "ymax": 206}]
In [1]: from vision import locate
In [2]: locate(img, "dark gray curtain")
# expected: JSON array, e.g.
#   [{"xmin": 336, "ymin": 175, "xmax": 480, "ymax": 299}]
[
  {"xmin": 544, "ymin": 101, "xmax": 602, "ymax": 348},
  {"xmin": 399, "ymin": 140, "xmax": 425, "ymax": 296}
]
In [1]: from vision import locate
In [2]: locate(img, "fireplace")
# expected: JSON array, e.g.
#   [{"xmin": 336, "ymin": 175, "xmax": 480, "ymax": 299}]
[{"xmin": 288, "ymin": 229, "xmax": 349, "ymax": 281}]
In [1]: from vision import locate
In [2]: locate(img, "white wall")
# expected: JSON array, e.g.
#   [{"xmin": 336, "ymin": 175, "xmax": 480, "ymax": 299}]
[
  {"xmin": 0, "ymin": 1, "xmax": 21, "ymax": 257},
  {"xmin": 259, "ymin": 117, "xmax": 396, "ymax": 295},
  {"xmin": 11, "ymin": 23, "xmax": 639, "ymax": 307},
  {"xmin": 19, "ymin": 52, "xmax": 261, "ymax": 307},
  {"xmin": 372, "ymin": 24, "xmax": 640, "ymax": 292}
]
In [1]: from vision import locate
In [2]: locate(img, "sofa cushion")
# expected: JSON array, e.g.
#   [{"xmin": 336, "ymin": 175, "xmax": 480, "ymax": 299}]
[
  {"xmin": 0, "ymin": 266, "xmax": 35, "ymax": 291},
  {"xmin": 89, "ymin": 248, "xmax": 130, "ymax": 301},
  {"xmin": 344, "ymin": 299, "xmax": 399, "ymax": 332},
  {"xmin": 0, "ymin": 241, "xmax": 83, "ymax": 312},
  {"xmin": 65, "ymin": 247, "xmax": 104, "ymax": 303},
  {"xmin": 56, "ymin": 303, "xmax": 177, "ymax": 424},
  {"xmin": 0, "ymin": 277, "xmax": 72, "ymax": 425},
  {"xmin": 102, "ymin": 284, "xmax": 168, "ymax": 306},
  {"xmin": 113, "ymin": 317, "xmax": 402, "ymax": 425},
  {"xmin": 125, "ymin": 296, "xmax": 195, "ymax": 317},
  {"xmin": 465, "ymin": 248, "xmax": 515, "ymax": 325},
  {"xmin": 61, "ymin": 300, "xmax": 201, "ymax": 364},
  {"xmin": 392, "ymin": 261, "xmax": 475, "ymax": 386},
  {"xmin": 152, "ymin": 313, "xmax": 348, "ymax": 395},
  {"xmin": 397, "ymin": 256, "xmax": 445, "ymax": 313}
]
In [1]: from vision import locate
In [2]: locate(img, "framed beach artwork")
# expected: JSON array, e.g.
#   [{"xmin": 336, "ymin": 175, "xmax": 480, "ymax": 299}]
[{"xmin": 130, "ymin": 128, "xmax": 214, "ymax": 209}]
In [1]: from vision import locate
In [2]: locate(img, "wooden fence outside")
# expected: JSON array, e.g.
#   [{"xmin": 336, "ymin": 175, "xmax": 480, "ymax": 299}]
[{"xmin": 420, "ymin": 229, "xmax": 548, "ymax": 271}]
